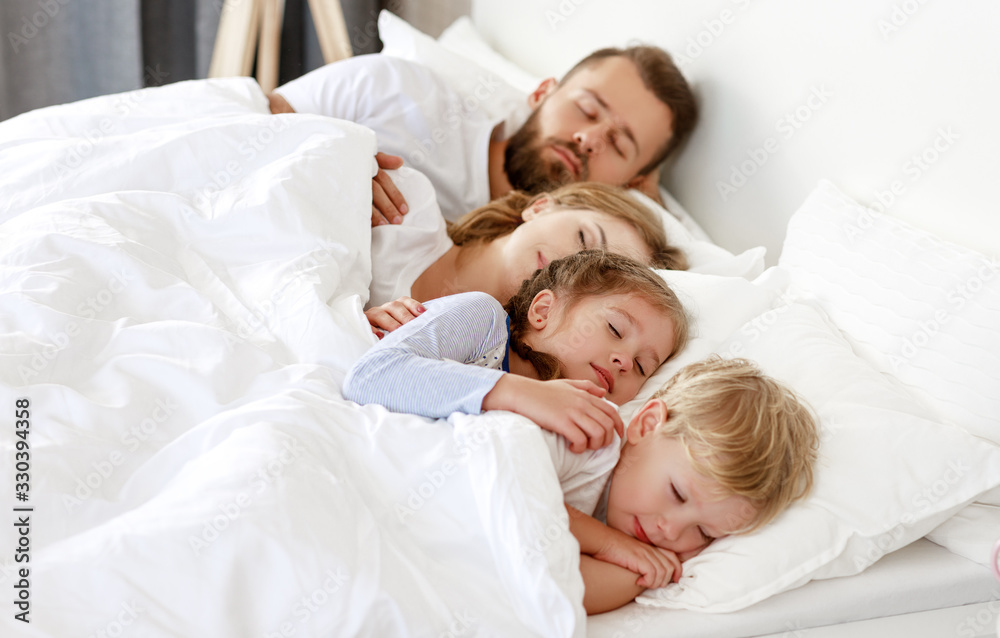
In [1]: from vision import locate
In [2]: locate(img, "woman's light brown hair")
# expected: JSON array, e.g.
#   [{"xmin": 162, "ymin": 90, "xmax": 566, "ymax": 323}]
[{"xmin": 447, "ymin": 182, "xmax": 687, "ymax": 271}]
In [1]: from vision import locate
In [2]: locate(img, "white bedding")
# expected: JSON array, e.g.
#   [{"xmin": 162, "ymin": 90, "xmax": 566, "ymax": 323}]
[
  {"xmin": 2, "ymin": 75, "xmax": 998, "ymax": 638},
  {"xmin": 0, "ymin": 79, "xmax": 585, "ymax": 637}
]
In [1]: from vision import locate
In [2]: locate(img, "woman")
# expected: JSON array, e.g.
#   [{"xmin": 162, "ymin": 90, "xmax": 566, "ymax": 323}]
[{"xmin": 368, "ymin": 168, "xmax": 686, "ymax": 331}]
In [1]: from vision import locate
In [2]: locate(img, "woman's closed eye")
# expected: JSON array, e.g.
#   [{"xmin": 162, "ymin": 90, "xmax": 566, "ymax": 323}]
[{"xmin": 578, "ymin": 229, "xmax": 587, "ymax": 249}]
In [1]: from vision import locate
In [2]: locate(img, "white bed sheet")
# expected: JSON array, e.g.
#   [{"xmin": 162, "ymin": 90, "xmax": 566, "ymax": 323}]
[
  {"xmin": 589, "ymin": 539, "xmax": 998, "ymax": 638},
  {"xmin": 0, "ymin": 78, "xmax": 585, "ymax": 637}
]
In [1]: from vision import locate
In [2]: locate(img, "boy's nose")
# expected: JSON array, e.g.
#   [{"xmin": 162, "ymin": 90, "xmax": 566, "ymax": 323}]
[{"xmin": 657, "ymin": 517, "xmax": 680, "ymax": 541}]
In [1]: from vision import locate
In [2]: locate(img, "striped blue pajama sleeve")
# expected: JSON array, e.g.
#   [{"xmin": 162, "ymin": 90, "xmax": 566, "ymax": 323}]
[{"xmin": 342, "ymin": 291, "xmax": 510, "ymax": 418}]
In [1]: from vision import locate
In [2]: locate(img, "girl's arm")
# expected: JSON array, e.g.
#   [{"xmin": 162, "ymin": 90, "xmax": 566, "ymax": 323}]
[
  {"xmin": 346, "ymin": 292, "xmax": 622, "ymax": 450},
  {"xmin": 343, "ymin": 292, "xmax": 509, "ymax": 418}
]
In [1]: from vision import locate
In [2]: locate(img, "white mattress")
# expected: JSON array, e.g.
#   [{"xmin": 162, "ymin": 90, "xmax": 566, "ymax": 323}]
[{"xmin": 588, "ymin": 539, "xmax": 998, "ymax": 637}]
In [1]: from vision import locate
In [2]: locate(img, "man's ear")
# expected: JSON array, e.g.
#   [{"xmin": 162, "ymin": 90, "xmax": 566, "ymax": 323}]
[
  {"xmin": 521, "ymin": 195, "xmax": 552, "ymax": 222},
  {"xmin": 526, "ymin": 289, "xmax": 556, "ymax": 330},
  {"xmin": 528, "ymin": 77, "xmax": 558, "ymax": 109},
  {"xmin": 625, "ymin": 398, "xmax": 668, "ymax": 444},
  {"xmin": 626, "ymin": 166, "xmax": 664, "ymax": 205}
]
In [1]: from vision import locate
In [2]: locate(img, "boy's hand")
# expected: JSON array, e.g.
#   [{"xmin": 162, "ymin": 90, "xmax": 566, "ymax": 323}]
[
  {"xmin": 364, "ymin": 296, "xmax": 425, "ymax": 338},
  {"xmin": 595, "ymin": 533, "xmax": 682, "ymax": 589},
  {"xmin": 483, "ymin": 376, "xmax": 623, "ymax": 452},
  {"xmin": 372, "ymin": 153, "xmax": 409, "ymax": 226}
]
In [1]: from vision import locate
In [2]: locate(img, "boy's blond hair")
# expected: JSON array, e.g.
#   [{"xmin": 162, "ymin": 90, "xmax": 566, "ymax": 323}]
[{"xmin": 651, "ymin": 356, "xmax": 818, "ymax": 532}]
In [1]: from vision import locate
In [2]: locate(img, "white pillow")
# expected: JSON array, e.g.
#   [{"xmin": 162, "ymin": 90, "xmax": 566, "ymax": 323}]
[
  {"xmin": 378, "ymin": 11, "xmax": 767, "ymax": 279},
  {"xmin": 630, "ymin": 190, "xmax": 766, "ymax": 280},
  {"xmin": 377, "ymin": 10, "xmax": 532, "ymax": 136},
  {"xmin": 436, "ymin": 16, "xmax": 543, "ymax": 94},
  {"xmin": 778, "ymin": 179, "xmax": 1000, "ymax": 447},
  {"xmin": 635, "ymin": 295, "xmax": 1000, "ymax": 612},
  {"xmin": 777, "ymin": 180, "xmax": 1000, "ymax": 571}
]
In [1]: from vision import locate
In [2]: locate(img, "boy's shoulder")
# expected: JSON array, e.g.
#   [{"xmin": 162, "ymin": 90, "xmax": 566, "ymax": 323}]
[{"xmin": 541, "ymin": 429, "xmax": 622, "ymax": 517}]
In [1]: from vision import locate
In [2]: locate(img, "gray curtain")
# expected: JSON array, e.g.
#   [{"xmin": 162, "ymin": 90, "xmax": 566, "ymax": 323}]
[{"xmin": 0, "ymin": 0, "xmax": 381, "ymax": 121}]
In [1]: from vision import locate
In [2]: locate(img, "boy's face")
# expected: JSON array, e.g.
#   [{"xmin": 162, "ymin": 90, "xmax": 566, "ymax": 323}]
[{"xmin": 606, "ymin": 399, "xmax": 757, "ymax": 560}]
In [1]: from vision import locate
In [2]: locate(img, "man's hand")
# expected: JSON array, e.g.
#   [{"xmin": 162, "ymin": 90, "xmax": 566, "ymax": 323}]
[
  {"xmin": 483, "ymin": 376, "xmax": 623, "ymax": 452},
  {"xmin": 267, "ymin": 92, "xmax": 295, "ymax": 114},
  {"xmin": 594, "ymin": 531, "xmax": 682, "ymax": 589},
  {"xmin": 372, "ymin": 153, "xmax": 409, "ymax": 227},
  {"xmin": 364, "ymin": 296, "xmax": 425, "ymax": 338}
]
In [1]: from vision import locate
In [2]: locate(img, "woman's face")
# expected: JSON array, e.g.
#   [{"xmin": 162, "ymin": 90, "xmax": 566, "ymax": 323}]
[{"xmin": 494, "ymin": 203, "xmax": 651, "ymax": 301}]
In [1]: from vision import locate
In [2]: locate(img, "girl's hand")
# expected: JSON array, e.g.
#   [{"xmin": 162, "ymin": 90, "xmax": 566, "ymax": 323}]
[
  {"xmin": 594, "ymin": 533, "xmax": 682, "ymax": 589},
  {"xmin": 364, "ymin": 296, "xmax": 425, "ymax": 338},
  {"xmin": 483, "ymin": 376, "xmax": 624, "ymax": 452}
]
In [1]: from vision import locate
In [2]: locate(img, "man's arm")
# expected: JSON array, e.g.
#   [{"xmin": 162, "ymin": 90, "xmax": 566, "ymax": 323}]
[
  {"xmin": 266, "ymin": 91, "xmax": 409, "ymax": 225},
  {"xmin": 267, "ymin": 92, "xmax": 295, "ymax": 114}
]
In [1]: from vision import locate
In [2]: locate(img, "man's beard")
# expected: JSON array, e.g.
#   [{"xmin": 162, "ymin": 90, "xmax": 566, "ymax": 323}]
[{"xmin": 504, "ymin": 110, "xmax": 589, "ymax": 194}]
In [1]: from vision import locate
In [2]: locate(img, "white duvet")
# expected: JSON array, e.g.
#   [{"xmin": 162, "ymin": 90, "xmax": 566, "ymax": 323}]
[{"xmin": 0, "ymin": 79, "xmax": 584, "ymax": 637}]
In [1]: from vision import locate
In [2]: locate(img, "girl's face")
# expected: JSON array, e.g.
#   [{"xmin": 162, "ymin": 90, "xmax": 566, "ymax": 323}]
[
  {"xmin": 494, "ymin": 202, "xmax": 652, "ymax": 302},
  {"xmin": 525, "ymin": 290, "xmax": 676, "ymax": 406},
  {"xmin": 607, "ymin": 402, "xmax": 757, "ymax": 560}
]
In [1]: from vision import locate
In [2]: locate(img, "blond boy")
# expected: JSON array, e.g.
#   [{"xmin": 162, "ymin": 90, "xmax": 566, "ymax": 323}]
[{"xmin": 563, "ymin": 356, "xmax": 819, "ymax": 614}]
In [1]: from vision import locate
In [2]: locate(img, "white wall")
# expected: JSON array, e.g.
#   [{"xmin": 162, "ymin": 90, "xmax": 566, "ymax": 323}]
[{"xmin": 471, "ymin": 0, "xmax": 1000, "ymax": 263}]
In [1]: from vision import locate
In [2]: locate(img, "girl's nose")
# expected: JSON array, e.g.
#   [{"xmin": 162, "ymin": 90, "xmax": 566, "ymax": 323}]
[{"xmin": 613, "ymin": 353, "xmax": 632, "ymax": 373}]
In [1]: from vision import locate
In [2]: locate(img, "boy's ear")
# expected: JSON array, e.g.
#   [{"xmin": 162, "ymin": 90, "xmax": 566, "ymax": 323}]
[
  {"xmin": 625, "ymin": 398, "xmax": 668, "ymax": 444},
  {"xmin": 521, "ymin": 195, "xmax": 552, "ymax": 222},
  {"xmin": 527, "ymin": 77, "xmax": 558, "ymax": 109},
  {"xmin": 526, "ymin": 289, "xmax": 556, "ymax": 329}
]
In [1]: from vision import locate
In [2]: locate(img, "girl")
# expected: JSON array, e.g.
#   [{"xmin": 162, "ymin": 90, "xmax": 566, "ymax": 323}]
[{"xmin": 344, "ymin": 250, "xmax": 689, "ymax": 453}]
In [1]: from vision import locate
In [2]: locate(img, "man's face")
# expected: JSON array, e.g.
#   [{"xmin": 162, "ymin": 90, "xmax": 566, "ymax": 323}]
[{"xmin": 504, "ymin": 56, "xmax": 675, "ymax": 194}]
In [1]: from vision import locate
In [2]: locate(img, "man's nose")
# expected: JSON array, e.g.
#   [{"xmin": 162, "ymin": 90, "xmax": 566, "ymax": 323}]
[{"xmin": 573, "ymin": 123, "xmax": 611, "ymax": 154}]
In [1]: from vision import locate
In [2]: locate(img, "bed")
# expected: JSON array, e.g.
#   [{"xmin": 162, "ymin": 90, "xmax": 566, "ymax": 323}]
[{"xmin": 0, "ymin": 2, "xmax": 998, "ymax": 637}]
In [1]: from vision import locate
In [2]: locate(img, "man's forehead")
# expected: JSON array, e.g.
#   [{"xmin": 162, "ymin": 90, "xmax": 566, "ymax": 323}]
[{"xmin": 562, "ymin": 56, "xmax": 637, "ymax": 90}]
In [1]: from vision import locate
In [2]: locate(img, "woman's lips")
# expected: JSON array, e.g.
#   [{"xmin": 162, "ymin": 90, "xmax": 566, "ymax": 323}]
[
  {"xmin": 634, "ymin": 517, "xmax": 652, "ymax": 544},
  {"xmin": 591, "ymin": 364, "xmax": 614, "ymax": 393}
]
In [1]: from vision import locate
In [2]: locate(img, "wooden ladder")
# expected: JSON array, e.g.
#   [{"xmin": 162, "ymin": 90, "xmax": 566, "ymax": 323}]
[{"xmin": 208, "ymin": 0, "xmax": 352, "ymax": 94}]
